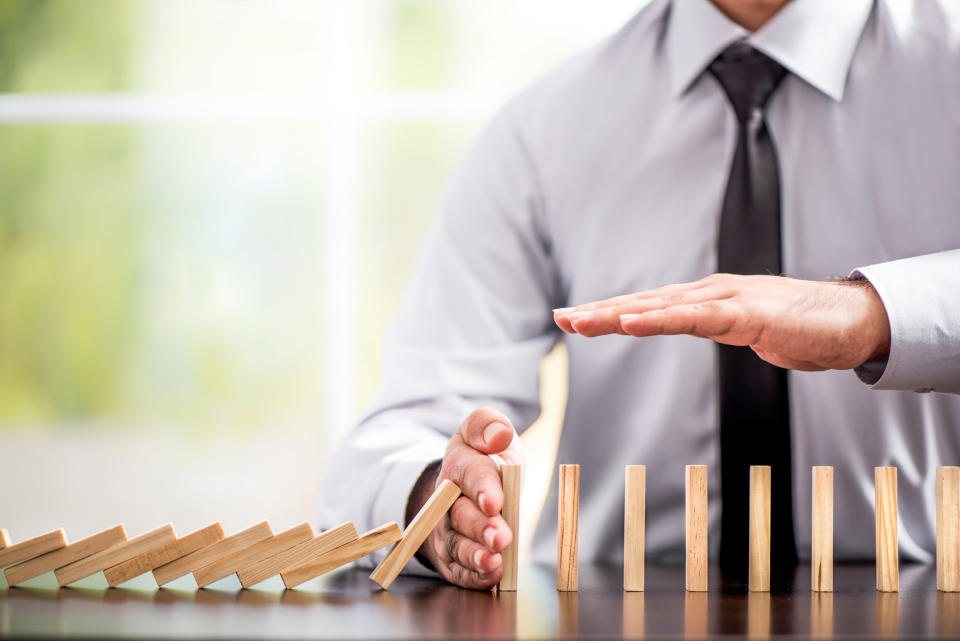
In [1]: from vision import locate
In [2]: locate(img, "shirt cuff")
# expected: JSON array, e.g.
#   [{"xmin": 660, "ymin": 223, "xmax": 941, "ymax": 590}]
[{"xmin": 851, "ymin": 249, "xmax": 960, "ymax": 394}]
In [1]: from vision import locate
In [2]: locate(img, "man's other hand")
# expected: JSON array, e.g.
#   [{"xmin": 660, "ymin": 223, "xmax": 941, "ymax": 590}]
[
  {"xmin": 410, "ymin": 408, "xmax": 524, "ymax": 590},
  {"xmin": 553, "ymin": 274, "xmax": 891, "ymax": 371}
]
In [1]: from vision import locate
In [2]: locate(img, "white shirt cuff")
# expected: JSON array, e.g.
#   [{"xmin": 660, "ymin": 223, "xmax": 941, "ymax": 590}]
[{"xmin": 851, "ymin": 249, "xmax": 960, "ymax": 394}]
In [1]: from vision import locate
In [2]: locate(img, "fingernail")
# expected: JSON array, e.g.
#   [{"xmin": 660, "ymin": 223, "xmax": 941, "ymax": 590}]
[
  {"xmin": 483, "ymin": 422, "xmax": 506, "ymax": 444},
  {"xmin": 482, "ymin": 527, "xmax": 497, "ymax": 549},
  {"xmin": 570, "ymin": 311, "xmax": 593, "ymax": 321},
  {"xmin": 473, "ymin": 549, "xmax": 485, "ymax": 567},
  {"xmin": 477, "ymin": 491, "xmax": 486, "ymax": 512},
  {"xmin": 620, "ymin": 314, "xmax": 641, "ymax": 323},
  {"xmin": 553, "ymin": 307, "xmax": 573, "ymax": 314}
]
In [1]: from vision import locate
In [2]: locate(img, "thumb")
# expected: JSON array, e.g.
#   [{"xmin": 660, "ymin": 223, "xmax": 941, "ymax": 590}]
[{"xmin": 458, "ymin": 408, "xmax": 515, "ymax": 455}]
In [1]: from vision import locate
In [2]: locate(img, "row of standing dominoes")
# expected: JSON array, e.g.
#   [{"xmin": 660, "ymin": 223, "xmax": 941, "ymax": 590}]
[
  {"xmin": 538, "ymin": 464, "xmax": 960, "ymax": 594},
  {"xmin": 0, "ymin": 480, "xmax": 462, "ymax": 591},
  {"xmin": 5, "ymin": 463, "xmax": 955, "ymax": 595}
]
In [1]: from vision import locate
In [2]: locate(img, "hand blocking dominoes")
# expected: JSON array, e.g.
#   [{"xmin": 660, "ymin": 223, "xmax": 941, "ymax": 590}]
[{"xmin": 2, "ymin": 466, "xmax": 959, "ymax": 593}]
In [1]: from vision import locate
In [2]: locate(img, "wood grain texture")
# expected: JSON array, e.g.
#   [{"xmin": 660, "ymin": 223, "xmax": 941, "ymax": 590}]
[
  {"xmin": 0, "ymin": 528, "xmax": 9, "ymax": 549},
  {"xmin": 812, "ymin": 466, "xmax": 834, "ymax": 593},
  {"xmin": 0, "ymin": 529, "xmax": 67, "ymax": 568},
  {"xmin": 55, "ymin": 524, "xmax": 176, "ymax": 586},
  {"xmin": 685, "ymin": 465, "xmax": 708, "ymax": 592},
  {"xmin": 499, "ymin": 464, "xmax": 521, "ymax": 592},
  {"xmin": 237, "ymin": 522, "xmax": 358, "ymax": 588},
  {"xmin": 194, "ymin": 522, "xmax": 314, "ymax": 588},
  {"xmin": 370, "ymin": 479, "xmax": 461, "ymax": 590},
  {"xmin": 624, "ymin": 465, "xmax": 645, "ymax": 592},
  {"xmin": 152, "ymin": 521, "xmax": 272, "ymax": 586},
  {"xmin": 937, "ymin": 466, "xmax": 960, "ymax": 592},
  {"xmin": 875, "ymin": 467, "xmax": 899, "ymax": 592},
  {"xmin": 556, "ymin": 464, "xmax": 580, "ymax": 592},
  {"xmin": 5, "ymin": 525, "xmax": 126, "ymax": 586},
  {"xmin": 103, "ymin": 523, "xmax": 224, "ymax": 587},
  {"xmin": 749, "ymin": 465, "xmax": 771, "ymax": 592},
  {"xmin": 283, "ymin": 522, "xmax": 402, "ymax": 589}
]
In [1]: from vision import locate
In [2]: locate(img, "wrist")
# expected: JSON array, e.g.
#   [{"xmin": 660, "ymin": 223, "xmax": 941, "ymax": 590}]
[{"xmin": 406, "ymin": 459, "xmax": 442, "ymax": 572}]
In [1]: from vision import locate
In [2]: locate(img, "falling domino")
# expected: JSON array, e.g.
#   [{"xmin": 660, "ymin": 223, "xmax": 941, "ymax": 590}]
[
  {"xmin": 103, "ymin": 523, "xmax": 225, "ymax": 587},
  {"xmin": 0, "ymin": 529, "xmax": 67, "ymax": 569},
  {"xmin": 937, "ymin": 466, "xmax": 960, "ymax": 592},
  {"xmin": 557, "ymin": 464, "xmax": 580, "ymax": 592},
  {"xmin": 237, "ymin": 522, "xmax": 358, "ymax": 588},
  {"xmin": 284, "ymin": 522, "xmax": 402, "ymax": 588},
  {"xmin": 624, "ymin": 465, "xmax": 645, "ymax": 592},
  {"xmin": 685, "ymin": 465, "xmax": 708, "ymax": 592},
  {"xmin": 153, "ymin": 521, "xmax": 272, "ymax": 586},
  {"xmin": 0, "ymin": 528, "xmax": 10, "ymax": 549},
  {"xmin": 194, "ymin": 522, "xmax": 315, "ymax": 588},
  {"xmin": 55, "ymin": 524, "xmax": 176, "ymax": 586},
  {"xmin": 749, "ymin": 465, "xmax": 771, "ymax": 592},
  {"xmin": 875, "ymin": 466, "xmax": 899, "ymax": 592},
  {"xmin": 370, "ymin": 479, "xmax": 462, "ymax": 589},
  {"xmin": 499, "ymin": 464, "xmax": 521, "ymax": 592},
  {"xmin": 5, "ymin": 525, "xmax": 127, "ymax": 586},
  {"xmin": 812, "ymin": 466, "xmax": 834, "ymax": 592}
]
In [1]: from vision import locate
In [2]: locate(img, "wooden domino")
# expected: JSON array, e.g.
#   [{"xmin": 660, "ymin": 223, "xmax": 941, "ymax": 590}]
[
  {"xmin": 937, "ymin": 466, "xmax": 960, "ymax": 592},
  {"xmin": 557, "ymin": 464, "xmax": 580, "ymax": 592},
  {"xmin": 194, "ymin": 522, "xmax": 314, "ymax": 588},
  {"xmin": 103, "ymin": 523, "xmax": 224, "ymax": 587},
  {"xmin": 749, "ymin": 465, "xmax": 771, "ymax": 592},
  {"xmin": 685, "ymin": 465, "xmax": 708, "ymax": 592},
  {"xmin": 812, "ymin": 466, "xmax": 834, "ymax": 592},
  {"xmin": 237, "ymin": 522, "xmax": 358, "ymax": 588},
  {"xmin": 499, "ymin": 464, "xmax": 521, "ymax": 592},
  {"xmin": 371, "ymin": 479, "xmax": 461, "ymax": 589},
  {"xmin": 0, "ymin": 528, "xmax": 67, "ymax": 568},
  {"xmin": 5, "ymin": 525, "xmax": 126, "ymax": 586},
  {"xmin": 875, "ymin": 466, "xmax": 899, "ymax": 592},
  {"xmin": 284, "ymin": 522, "xmax": 402, "ymax": 589},
  {"xmin": 55, "ymin": 524, "xmax": 176, "ymax": 586},
  {"xmin": 153, "ymin": 521, "xmax": 272, "ymax": 586},
  {"xmin": 624, "ymin": 465, "xmax": 645, "ymax": 592},
  {"xmin": 0, "ymin": 528, "xmax": 10, "ymax": 549}
]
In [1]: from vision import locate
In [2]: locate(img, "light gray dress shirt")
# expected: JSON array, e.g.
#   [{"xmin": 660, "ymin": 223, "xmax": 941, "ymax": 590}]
[{"xmin": 319, "ymin": 0, "xmax": 960, "ymax": 570}]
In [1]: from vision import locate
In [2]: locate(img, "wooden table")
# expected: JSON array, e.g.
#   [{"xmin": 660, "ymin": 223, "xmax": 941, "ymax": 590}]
[{"xmin": 2, "ymin": 562, "xmax": 959, "ymax": 639}]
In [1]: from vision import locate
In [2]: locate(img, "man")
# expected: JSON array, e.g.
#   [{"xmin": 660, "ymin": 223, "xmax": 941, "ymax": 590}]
[{"xmin": 319, "ymin": 0, "xmax": 960, "ymax": 589}]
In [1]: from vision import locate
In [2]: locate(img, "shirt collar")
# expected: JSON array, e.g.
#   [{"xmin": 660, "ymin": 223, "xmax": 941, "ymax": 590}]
[{"xmin": 666, "ymin": 0, "xmax": 875, "ymax": 103}]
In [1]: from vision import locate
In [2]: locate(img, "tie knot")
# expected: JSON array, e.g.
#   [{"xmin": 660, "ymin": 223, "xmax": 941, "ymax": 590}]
[{"xmin": 708, "ymin": 41, "xmax": 787, "ymax": 123}]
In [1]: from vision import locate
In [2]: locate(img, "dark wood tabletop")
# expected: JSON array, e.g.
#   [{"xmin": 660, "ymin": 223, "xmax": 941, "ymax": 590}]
[{"xmin": 2, "ymin": 562, "xmax": 959, "ymax": 639}]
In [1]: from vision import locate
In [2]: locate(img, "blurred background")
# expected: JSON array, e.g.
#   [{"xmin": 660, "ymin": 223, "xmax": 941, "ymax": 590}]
[{"xmin": 0, "ymin": 0, "xmax": 644, "ymax": 563}]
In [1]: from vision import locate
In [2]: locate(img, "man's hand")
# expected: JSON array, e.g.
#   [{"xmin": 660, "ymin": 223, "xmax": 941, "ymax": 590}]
[
  {"xmin": 409, "ymin": 408, "xmax": 524, "ymax": 590},
  {"xmin": 553, "ymin": 274, "xmax": 891, "ymax": 371}
]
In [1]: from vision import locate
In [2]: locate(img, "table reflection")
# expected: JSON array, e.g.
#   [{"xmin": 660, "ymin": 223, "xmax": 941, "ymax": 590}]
[{"xmin": 810, "ymin": 592, "xmax": 833, "ymax": 639}]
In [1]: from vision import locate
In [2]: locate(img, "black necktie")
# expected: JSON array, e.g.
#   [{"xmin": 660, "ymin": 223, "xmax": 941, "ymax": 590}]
[{"xmin": 708, "ymin": 42, "xmax": 798, "ymax": 579}]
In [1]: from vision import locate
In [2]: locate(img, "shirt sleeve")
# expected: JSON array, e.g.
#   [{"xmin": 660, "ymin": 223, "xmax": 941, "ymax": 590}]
[
  {"xmin": 316, "ymin": 101, "xmax": 563, "ymax": 573},
  {"xmin": 850, "ymin": 248, "xmax": 960, "ymax": 395}
]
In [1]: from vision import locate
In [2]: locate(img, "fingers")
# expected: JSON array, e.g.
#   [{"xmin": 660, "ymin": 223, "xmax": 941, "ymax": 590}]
[
  {"xmin": 618, "ymin": 301, "xmax": 746, "ymax": 340},
  {"xmin": 445, "ymin": 529, "xmax": 503, "ymax": 575},
  {"xmin": 442, "ymin": 448, "xmax": 504, "ymax": 516},
  {"xmin": 445, "ymin": 559, "xmax": 502, "ymax": 590},
  {"xmin": 564, "ymin": 287, "xmax": 734, "ymax": 337},
  {"xmin": 428, "ymin": 521, "xmax": 501, "ymax": 590},
  {"xmin": 457, "ymin": 407, "xmax": 515, "ymax": 455},
  {"xmin": 449, "ymin": 496, "xmax": 512, "ymax": 552},
  {"xmin": 553, "ymin": 276, "xmax": 728, "ymax": 336}
]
